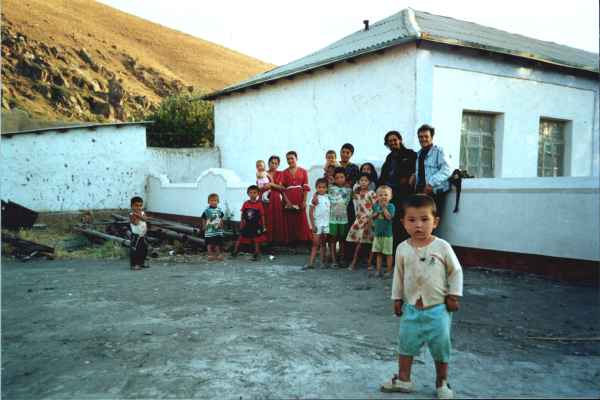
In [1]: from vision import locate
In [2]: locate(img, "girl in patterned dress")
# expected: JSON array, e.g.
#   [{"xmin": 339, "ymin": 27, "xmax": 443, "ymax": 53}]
[{"xmin": 346, "ymin": 172, "xmax": 376, "ymax": 271}]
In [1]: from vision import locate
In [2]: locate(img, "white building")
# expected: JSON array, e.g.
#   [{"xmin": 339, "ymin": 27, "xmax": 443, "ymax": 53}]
[{"xmin": 206, "ymin": 9, "xmax": 600, "ymax": 280}]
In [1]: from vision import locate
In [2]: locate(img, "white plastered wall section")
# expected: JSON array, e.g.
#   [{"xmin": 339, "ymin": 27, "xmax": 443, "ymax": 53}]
[
  {"xmin": 421, "ymin": 43, "xmax": 598, "ymax": 177},
  {"xmin": 0, "ymin": 126, "xmax": 148, "ymax": 212},
  {"xmin": 214, "ymin": 44, "xmax": 419, "ymax": 182},
  {"xmin": 0, "ymin": 127, "xmax": 222, "ymax": 212},
  {"xmin": 414, "ymin": 44, "xmax": 600, "ymax": 261},
  {"xmin": 145, "ymin": 169, "xmax": 251, "ymax": 221}
]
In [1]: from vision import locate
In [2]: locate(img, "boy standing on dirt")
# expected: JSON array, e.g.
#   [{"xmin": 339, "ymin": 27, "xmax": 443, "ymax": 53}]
[
  {"xmin": 129, "ymin": 196, "xmax": 150, "ymax": 271},
  {"xmin": 381, "ymin": 194, "xmax": 463, "ymax": 399}
]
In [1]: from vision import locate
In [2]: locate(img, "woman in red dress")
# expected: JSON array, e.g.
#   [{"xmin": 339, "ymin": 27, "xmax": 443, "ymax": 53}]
[
  {"xmin": 262, "ymin": 155, "xmax": 288, "ymax": 244},
  {"xmin": 282, "ymin": 151, "xmax": 312, "ymax": 247}
]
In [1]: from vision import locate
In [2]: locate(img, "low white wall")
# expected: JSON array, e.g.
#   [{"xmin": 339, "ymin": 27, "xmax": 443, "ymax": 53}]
[
  {"xmin": 1, "ymin": 125, "xmax": 148, "ymax": 211},
  {"xmin": 145, "ymin": 168, "xmax": 251, "ymax": 221},
  {"xmin": 1, "ymin": 126, "xmax": 221, "ymax": 212},
  {"xmin": 438, "ymin": 177, "xmax": 600, "ymax": 261},
  {"xmin": 146, "ymin": 147, "xmax": 220, "ymax": 182}
]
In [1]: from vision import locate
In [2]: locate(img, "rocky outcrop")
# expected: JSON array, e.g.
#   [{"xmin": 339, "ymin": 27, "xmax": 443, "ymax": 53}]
[{"xmin": 1, "ymin": 16, "xmax": 189, "ymax": 122}]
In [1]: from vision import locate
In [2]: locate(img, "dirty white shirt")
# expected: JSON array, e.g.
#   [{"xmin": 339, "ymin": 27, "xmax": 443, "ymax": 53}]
[
  {"xmin": 312, "ymin": 194, "xmax": 331, "ymax": 228},
  {"xmin": 130, "ymin": 212, "xmax": 147, "ymax": 237},
  {"xmin": 391, "ymin": 237, "xmax": 463, "ymax": 307}
]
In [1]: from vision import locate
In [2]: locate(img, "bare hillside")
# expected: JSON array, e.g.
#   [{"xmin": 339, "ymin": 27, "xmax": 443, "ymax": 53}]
[{"xmin": 1, "ymin": 0, "xmax": 274, "ymax": 125}]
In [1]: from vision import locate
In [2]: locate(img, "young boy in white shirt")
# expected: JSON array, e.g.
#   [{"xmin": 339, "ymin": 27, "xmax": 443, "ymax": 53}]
[
  {"xmin": 381, "ymin": 194, "xmax": 463, "ymax": 399},
  {"xmin": 129, "ymin": 196, "xmax": 149, "ymax": 271},
  {"xmin": 304, "ymin": 178, "xmax": 331, "ymax": 269}
]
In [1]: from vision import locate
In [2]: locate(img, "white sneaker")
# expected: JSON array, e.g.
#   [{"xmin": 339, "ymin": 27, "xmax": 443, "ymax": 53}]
[
  {"xmin": 380, "ymin": 375, "xmax": 414, "ymax": 393},
  {"xmin": 436, "ymin": 380, "xmax": 454, "ymax": 399}
]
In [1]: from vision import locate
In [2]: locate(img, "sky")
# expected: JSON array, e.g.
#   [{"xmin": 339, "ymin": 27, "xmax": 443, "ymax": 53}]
[{"xmin": 98, "ymin": 0, "xmax": 599, "ymax": 65}]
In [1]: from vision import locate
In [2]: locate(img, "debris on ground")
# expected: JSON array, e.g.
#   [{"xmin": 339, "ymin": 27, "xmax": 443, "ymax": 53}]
[
  {"xmin": 1, "ymin": 200, "xmax": 39, "ymax": 230},
  {"xmin": 2, "ymin": 231, "xmax": 55, "ymax": 261},
  {"xmin": 72, "ymin": 213, "xmax": 210, "ymax": 258}
]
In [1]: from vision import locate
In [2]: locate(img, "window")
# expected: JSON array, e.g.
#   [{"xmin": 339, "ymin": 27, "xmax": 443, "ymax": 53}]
[
  {"xmin": 538, "ymin": 119, "xmax": 565, "ymax": 177},
  {"xmin": 460, "ymin": 112, "xmax": 495, "ymax": 178}
]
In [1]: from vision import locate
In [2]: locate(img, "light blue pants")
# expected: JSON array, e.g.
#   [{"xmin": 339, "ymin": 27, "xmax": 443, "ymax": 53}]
[{"xmin": 398, "ymin": 303, "xmax": 452, "ymax": 363}]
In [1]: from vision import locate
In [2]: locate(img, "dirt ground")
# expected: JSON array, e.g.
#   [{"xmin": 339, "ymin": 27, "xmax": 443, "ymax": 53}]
[{"xmin": 2, "ymin": 253, "xmax": 599, "ymax": 399}]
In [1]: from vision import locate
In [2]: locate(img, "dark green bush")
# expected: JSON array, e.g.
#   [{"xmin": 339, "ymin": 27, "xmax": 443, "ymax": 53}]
[{"xmin": 146, "ymin": 92, "xmax": 214, "ymax": 148}]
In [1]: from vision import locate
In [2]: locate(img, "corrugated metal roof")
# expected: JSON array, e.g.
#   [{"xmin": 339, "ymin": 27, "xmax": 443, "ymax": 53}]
[
  {"xmin": 1, "ymin": 121, "xmax": 154, "ymax": 138},
  {"xmin": 204, "ymin": 8, "xmax": 598, "ymax": 100},
  {"xmin": 414, "ymin": 10, "xmax": 599, "ymax": 73}
]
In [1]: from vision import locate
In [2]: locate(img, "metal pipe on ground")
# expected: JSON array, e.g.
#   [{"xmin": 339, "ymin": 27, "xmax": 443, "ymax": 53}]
[
  {"xmin": 111, "ymin": 214, "xmax": 203, "ymax": 236},
  {"xmin": 151, "ymin": 227, "xmax": 205, "ymax": 246},
  {"xmin": 74, "ymin": 226, "xmax": 160, "ymax": 256}
]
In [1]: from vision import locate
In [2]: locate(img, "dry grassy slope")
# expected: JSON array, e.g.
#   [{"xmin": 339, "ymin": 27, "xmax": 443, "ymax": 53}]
[{"xmin": 1, "ymin": 0, "xmax": 274, "ymax": 124}]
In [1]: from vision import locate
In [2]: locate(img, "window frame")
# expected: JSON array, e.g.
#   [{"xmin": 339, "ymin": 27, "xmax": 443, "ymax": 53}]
[{"xmin": 460, "ymin": 110, "xmax": 503, "ymax": 178}]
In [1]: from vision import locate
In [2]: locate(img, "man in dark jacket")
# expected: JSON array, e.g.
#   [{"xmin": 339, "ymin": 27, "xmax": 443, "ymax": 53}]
[{"xmin": 378, "ymin": 131, "xmax": 417, "ymax": 247}]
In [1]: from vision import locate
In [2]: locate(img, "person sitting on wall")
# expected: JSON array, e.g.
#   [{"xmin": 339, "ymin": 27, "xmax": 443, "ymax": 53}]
[
  {"xmin": 409, "ymin": 124, "xmax": 452, "ymax": 223},
  {"xmin": 378, "ymin": 130, "xmax": 417, "ymax": 246}
]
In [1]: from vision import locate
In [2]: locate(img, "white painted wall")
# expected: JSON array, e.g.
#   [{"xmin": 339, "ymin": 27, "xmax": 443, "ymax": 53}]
[
  {"xmin": 437, "ymin": 177, "xmax": 600, "ymax": 261},
  {"xmin": 145, "ymin": 169, "xmax": 251, "ymax": 220},
  {"xmin": 215, "ymin": 44, "xmax": 418, "ymax": 182},
  {"xmin": 1, "ymin": 126, "xmax": 221, "ymax": 212},
  {"xmin": 417, "ymin": 43, "xmax": 599, "ymax": 178},
  {"xmin": 147, "ymin": 147, "xmax": 220, "ymax": 182},
  {"xmin": 208, "ymin": 41, "xmax": 599, "ymax": 261},
  {"xmin": 1, "ymin": 125, "xmax": 148, "ymax": 211}
]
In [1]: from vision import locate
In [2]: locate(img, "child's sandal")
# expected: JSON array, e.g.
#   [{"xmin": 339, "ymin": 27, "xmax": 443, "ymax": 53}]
[{"xmin": 380, "ymin": 374, "xmax": 414, "ymax": 393}]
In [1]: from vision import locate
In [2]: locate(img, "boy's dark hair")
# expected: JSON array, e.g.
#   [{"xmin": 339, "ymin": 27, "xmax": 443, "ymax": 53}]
[
  {"xmin": 286, "ymin": 150, "xmax": 298, "ymax": 158},
  {"xmin": 326, "ymin": 150, "xmax": 336, "ymax": 157},
  {"xmin": 268, "ymin": 155, "xmax": 280, "ymax": 164},
  {"xmin": 417, "ymin": 124, "xmax": 435, "ymax": 138},
  {"xmin": 247, "ymin": 185, "xmax": 259, "ymax": 194},
  {"xmin": 130, "ymin": 196, "xmax": 143, "ymax": 206},
  {"xmin": 208, "ymin": 193, "xmax": 219, "ymax": 202},
  {"xmin": 340, "ymin": 143, "xmax": 354, "ymax": 154},
  {"xmin": 401, "ymin": 194, "xmax": 438, "ymax": 217},
  {"xmin": 315, "ymin": 177, "xmax": 329, "ymax": 188},
  {"xmin": 384, "ymin": 130, "xmax": 402, "ymax": 146},
  {"xmin": 333, "ymin": 167, "xmax": 346, "ymax": 177},
  {"xmin": 358, "ymin": 172, "xmax": 371, "ymax": 182}
]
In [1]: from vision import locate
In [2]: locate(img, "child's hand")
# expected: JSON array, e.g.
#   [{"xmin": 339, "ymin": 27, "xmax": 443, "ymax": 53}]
[
  {"xmin": 394, "ymin": 300, "xmax": 403, "ymax": 317},
  {"xmin": 445, "ymin": 295, "xmax": 460, "ymax": 312},
  {"xmin": 311, "ymin": 193, "xmax": 319, "ymax": 206}
]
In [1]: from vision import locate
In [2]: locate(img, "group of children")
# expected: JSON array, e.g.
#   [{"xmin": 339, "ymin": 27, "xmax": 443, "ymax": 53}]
[
  {"xmin": 304, "ymin": 149, "xmax": 395, "ymax": 278},
  {"xmin": 127, "ymin": 145, "xmax": 463, "ymax": 398}
]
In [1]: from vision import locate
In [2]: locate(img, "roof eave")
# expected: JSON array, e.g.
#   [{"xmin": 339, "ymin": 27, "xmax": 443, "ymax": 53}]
[{"xmin": 421, "ymin": 34, "xmax": 600, "ymax": 75}]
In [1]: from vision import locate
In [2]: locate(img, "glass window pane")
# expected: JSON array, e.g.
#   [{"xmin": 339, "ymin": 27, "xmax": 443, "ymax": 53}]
[
  {"xmin": 538, "ymin": 119, "xmax": 565, "ymax": 177},
  {"xmin": 462, "ymin": 112, "xmax": 496, "ymax": 178}
]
